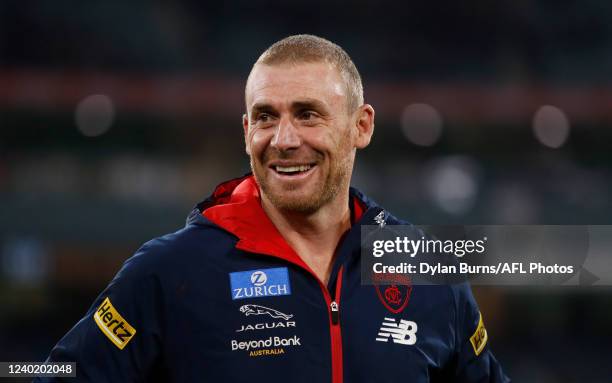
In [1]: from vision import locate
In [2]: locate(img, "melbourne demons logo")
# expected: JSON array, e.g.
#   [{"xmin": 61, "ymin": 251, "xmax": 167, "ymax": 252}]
[{"xmin": 373, "ymin": 273, "xmax": 412, "ymax": 314}]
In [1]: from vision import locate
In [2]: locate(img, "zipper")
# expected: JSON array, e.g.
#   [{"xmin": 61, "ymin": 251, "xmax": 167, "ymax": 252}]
[
  {"xmin": 327, "ymin": 266, "xmax": 344, "ymax": 383},
  {"xmin": 330, "ymin": 301, "xmax": 339, "ymax": 324},
  {"xmin": 291, "ymin": 265, "xmax": 344, "ymax": 383}
]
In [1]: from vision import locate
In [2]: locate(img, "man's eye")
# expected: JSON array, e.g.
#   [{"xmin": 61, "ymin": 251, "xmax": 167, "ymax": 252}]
[
  {"xmin": 299, "ymin": 111, "xmax": 316, "ymax": 120},
  {"xmin": 256, "ymin": 113, "xmax": 271, "ymax": 122}
]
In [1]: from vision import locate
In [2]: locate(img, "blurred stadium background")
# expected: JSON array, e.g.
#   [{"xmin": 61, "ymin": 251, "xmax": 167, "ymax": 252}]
[{"xmin": 1, "ymin": 1, "xmax": 611, "ymax": 382}]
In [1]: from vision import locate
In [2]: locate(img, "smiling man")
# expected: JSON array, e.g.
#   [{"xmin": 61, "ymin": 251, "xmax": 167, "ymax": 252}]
[
  {"xmin": 37, "ymin": 35, "xmax": 509, "ymax": 382},
  {"xmin": 243, "ymin": 44, "xmax": 374, "ymax": 284}
]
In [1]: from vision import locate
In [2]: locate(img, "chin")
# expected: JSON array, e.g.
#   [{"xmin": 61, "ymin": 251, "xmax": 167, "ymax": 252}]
[
  {"xmin": 266, "ymin": 189, "xmax": 322, "ymax": 213},
  {"xmin": 271, "ymin": 199, "xmax": 322, "ymax": 214},
  {"xmin": 253, "ymin": 163, "xmax": 340, "ymax": 213}
]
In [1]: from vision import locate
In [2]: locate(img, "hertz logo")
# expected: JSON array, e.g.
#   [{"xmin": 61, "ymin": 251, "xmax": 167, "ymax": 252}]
[
  {"xmin": 469, "ymin": 312, "xmax": 488, "ymax": 356},
  {"xmin": 93, "ymin": 297, "xmax": 136, "ymax": 350}
]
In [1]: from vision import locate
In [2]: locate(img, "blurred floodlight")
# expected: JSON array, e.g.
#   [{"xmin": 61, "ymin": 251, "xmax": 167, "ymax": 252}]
[
  {"xmin": 400, "ymin": 103, "xmax": 443, "ymax": 146},
  {"xmin": 427, "ymin": 156, "xmax": 479, "ymax": 215},
  {"xmin": 1, "ymin": 237, "xmax": 48, "ymax": 286},
  {"xmin": 532, "ymin": 105, "xmax": 570, "ymax": 148},
  {"xmin": 491, "ymin": 184, "xmax": 538, "ymax": 224},
  {"xmin": 103, "ymin": 155, "xmax": 183, "ymax": 202},
  {"xmin": 75, "ymin": 94, "xmax": 115, "ymax": 137}
]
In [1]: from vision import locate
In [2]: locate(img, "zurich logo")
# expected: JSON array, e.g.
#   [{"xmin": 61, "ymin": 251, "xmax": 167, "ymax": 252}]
[
  {"xmin": 250, "ymin": 271, "xmax": 268, "ymax": 286},
  {"xmin": 229, "ymin": 267, "xmax": 291, "ymax": 300}
]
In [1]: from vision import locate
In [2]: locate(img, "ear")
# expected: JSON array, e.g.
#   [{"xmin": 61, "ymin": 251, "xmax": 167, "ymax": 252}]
[
  {"xmin": 242, "ymin": 113, "xmax": 251, "ymax": 155},
  {"xmin": 353, "ymin": 104, "xmax": 375, "ymax": 149}
]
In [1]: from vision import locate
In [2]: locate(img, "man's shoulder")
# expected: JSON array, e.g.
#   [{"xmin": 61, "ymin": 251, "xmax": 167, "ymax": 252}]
[
  {"xmin": 146, "ymin": 219, "xmax": 237, "ymax": 255},
  {"xmin": 115, "ymin": 218, "xmax": 238, "ymax": 280}
]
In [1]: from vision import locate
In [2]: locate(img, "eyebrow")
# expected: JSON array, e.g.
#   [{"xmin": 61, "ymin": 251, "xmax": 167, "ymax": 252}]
[
  {"xmin": 291, "ymin": 99, "xmax": 328, "ymax": 114},
  {"xmin": 250, "ymin": 98, "xmax": 329, "ymax": 115},
  {"xmin": 250, "ymin": 103, "xmax": 276, "ymax": 115}
]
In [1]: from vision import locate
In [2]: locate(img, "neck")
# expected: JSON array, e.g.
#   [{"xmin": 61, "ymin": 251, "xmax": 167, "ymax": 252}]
[{"xmin": 261, "ymin": 191, "xmax": 351, "ymax": 284}]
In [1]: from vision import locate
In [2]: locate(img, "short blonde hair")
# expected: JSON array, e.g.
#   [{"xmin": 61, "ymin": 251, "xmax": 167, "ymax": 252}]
[{"xmin": 250, "ymin": 34, "xmax": 364, "ymax": 112}]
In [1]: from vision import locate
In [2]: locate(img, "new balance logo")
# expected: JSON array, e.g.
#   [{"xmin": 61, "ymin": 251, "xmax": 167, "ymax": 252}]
[{"xmin": 375, "ymin": 317, "xmax": 418, "ymax": 345}]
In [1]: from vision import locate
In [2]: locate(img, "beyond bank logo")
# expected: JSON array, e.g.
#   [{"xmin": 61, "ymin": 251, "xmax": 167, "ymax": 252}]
[{"xmin": 230, "ymin": 267, "xmax": 291, "ymax": 300}]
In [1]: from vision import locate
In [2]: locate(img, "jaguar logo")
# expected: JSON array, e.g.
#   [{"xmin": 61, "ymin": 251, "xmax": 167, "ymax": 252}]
[{"xmin": 239, "ymin": 305, "xmax": 293, "ymax": 320}]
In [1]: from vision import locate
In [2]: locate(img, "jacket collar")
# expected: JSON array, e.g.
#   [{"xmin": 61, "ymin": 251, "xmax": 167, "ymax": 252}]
[{"xmin": 194, "ymin": 174, "xmax": 375, "ymax": 267}]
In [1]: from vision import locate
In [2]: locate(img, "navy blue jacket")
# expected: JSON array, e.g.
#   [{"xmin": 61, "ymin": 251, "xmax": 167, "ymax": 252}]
[{"xmin": 37, "ymin": 175, "xmax": 509, "ymax": 382}]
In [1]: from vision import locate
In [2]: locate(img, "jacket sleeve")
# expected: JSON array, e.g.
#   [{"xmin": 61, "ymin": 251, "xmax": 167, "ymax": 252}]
[
  {"xmin": 451, "ymin": 282, "xmax": 510, "ymax": 383},
  {"xmin": 34, "ymin": 243, "xmax": 164, "ymax": 383}
]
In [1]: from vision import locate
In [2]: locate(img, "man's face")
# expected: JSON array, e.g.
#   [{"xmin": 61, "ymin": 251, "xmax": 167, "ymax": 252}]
[{"xmin": 243, "ymin": 62, "xmax": 359, "ymax": 214}]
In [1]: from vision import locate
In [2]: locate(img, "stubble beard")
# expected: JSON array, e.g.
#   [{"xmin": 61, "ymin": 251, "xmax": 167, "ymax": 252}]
[{"xmin": 251, "ymin": 153, "xmax": 353, "ymax": 215}]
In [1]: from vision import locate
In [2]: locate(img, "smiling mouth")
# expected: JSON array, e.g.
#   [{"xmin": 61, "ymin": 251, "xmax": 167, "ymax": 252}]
[{"xmin": 271, "ymin": 163, "xmax": 316, "ymax": 176}]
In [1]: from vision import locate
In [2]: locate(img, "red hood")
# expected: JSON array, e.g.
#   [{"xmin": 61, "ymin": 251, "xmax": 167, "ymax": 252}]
[{"xmin": 202, "ymin": 175, "xmax": 365, "ymax": 270}]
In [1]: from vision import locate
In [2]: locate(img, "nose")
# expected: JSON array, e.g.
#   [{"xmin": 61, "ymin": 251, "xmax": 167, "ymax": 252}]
[{"xmin": 270, "ymin": 116, "xmax": 301, "ymax": 151}]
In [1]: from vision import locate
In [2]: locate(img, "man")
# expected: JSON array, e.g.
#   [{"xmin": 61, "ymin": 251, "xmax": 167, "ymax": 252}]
[{"xmin": 37, "ymin": 35, "xmax": 509, "ymax": 382}]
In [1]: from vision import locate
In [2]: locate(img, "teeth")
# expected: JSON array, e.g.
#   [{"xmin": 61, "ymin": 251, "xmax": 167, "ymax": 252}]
[{"xmin": 275, "ymin": 165, "xmax": 312, "ymax": 173}]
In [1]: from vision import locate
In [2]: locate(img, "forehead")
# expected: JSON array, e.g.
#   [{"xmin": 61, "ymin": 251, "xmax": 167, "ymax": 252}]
[{"xmin": 245, "ymin": 62, "xmax": 347, "ymax": 109}]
